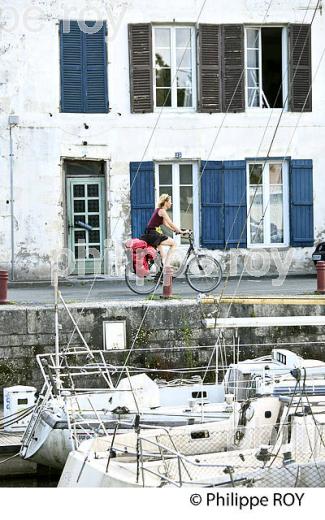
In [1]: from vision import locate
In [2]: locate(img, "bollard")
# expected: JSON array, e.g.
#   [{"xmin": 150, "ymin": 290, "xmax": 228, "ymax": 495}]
[
  {"xmin": 316, "ymin": 261, "xmax": 325, "ymax": 294},
  {"xmin": 162, "ymin": 266, "xmax": 173, "ymax": 298},
  {"xmin": 0, "ymin": 270, "xmax": 9, "ymax": 304}
]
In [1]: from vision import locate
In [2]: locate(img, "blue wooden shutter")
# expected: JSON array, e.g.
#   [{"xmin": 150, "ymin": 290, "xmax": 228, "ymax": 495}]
[
  {"xmin": 130, "ymin": 162, "xmax": 155, "ymax": 238},
  {"xmin": 84, "ymin": 22, "xmax": 108, "ymax": 113},
  {"xmin": 60, "ymin": 21, "xmax": 83, "ymax": 112},
  {"xmin": 290, "ymin": 160, "xmax": 314, "ymax": 246},
  {"xmin": 200, "ymin": 161, "xmax": 224, "ymax": 249},
  {"xmin": 60, "ymin": 21, "xmax": 108, "ymax": 113},
  {"xmin": 224, "ymin": 161, "xmax": 247, "ymax": 248}
]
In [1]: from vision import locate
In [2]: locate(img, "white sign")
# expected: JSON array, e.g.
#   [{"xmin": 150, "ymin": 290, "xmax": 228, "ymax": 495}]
[{"xmin": 103, "ymin": 320, "xmax": 126, "ymax": 350}]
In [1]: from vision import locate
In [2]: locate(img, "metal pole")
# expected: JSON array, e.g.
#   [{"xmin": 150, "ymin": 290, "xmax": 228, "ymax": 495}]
[
  {"xmin": 9, "ymin": 124, "xmax": 15, "ymax": 281},
  {"xmin": 53, "ymin": 268, "xmax": 60, "ymax": 385}
]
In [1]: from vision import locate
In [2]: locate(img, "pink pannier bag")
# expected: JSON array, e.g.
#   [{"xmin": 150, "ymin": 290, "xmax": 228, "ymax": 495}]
[{"xmin": 125, "ymin": 239, "xmax": 157, "ymax": 275}]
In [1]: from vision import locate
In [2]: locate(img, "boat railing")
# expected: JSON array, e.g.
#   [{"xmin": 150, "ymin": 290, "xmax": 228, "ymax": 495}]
[{"xmin": 134, "ymin": 435, "xmax": 244, "ymax": 487}]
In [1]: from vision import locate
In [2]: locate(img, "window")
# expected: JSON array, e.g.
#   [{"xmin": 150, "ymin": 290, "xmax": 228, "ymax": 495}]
[
  {"xmin": 248, "ymin": 161, "xmax": 289, "ymax": 247},
  {"xmin": 245, "ymin": 27, "xmax": 288, "ymax": 109},
  {"xmin": 129, "ymin": 23, "xmax": 311, "ymax": 114},
  {"xmin": 155, "ymin": 163, "xmax": 199, "ymax": 244},
  {"xmin": 277, "ymin": 352, "xmax": 287, "ymax": 365},
  {"xmin": 60, "ymin": 21, "xmax": 108, "ymax": 113},
  {"xmin": 153, "ymin": 26, "xmax": 196, "ymax": 109}
]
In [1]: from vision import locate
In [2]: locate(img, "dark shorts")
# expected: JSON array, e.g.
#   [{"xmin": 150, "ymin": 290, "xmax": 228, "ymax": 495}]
[{"xmin": 140, "ymin": 228, "xmax": 169, "ymax": 248}]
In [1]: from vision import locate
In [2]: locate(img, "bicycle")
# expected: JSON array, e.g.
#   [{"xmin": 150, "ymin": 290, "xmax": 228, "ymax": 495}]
[{"xmin": 125, "ymin": 230, "xmax": 222, "ymax": 295}]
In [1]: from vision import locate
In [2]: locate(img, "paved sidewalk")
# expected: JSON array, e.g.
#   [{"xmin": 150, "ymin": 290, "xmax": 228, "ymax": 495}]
[{"xmin": 4, "ymin": 275, "xmax": 320, "ymax": 305}]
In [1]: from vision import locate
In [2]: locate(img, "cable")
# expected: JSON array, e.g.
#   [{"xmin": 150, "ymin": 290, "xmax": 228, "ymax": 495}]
[{"xmin": 201, "ymin": 1, "xmax": 323, "ymax": 383}]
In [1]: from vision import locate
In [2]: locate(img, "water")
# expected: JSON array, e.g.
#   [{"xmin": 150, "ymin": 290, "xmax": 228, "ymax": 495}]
[{"xmin": 0, "ymin": 472, "xmax": 60, "ymax": 487}]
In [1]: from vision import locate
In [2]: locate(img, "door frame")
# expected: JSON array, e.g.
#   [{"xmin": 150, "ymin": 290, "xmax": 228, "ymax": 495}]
[{"xmin": 62, "ymin": 158, "xmax": 108, "ymax": 275}]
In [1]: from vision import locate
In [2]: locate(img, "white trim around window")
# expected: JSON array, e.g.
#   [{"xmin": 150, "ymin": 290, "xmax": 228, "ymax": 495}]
[
  {"xmin": 154, "ymin": 162, "xmax": 199, "ymax": 246},
  {"xmin": 246, "ymin": 161, "xmax": 290, "ymax": 248},
  {"xmin": 152, "ymin": 25, "xmax": 197, "ymax": 111}
]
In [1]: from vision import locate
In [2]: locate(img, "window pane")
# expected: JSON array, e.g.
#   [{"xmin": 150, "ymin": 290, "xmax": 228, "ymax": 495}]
[
  {"xmin": 270, "ymin": 186, "xmax": 284, "ymax": 243},
  {"xmin": 159, "ymin": 165, "xmax": 172, "ymax": 185},
  {"xmin": 155, "ymin": 49, "xmax": 171, "ymax": 68},
  {"xmin": 88, "ymin": 245, "xmax": 101, "ymax": 257},
  {"xmin": 180, "ymin": 164, "xmax": 193, "ymax": 184},
  {"xmin": 74, "ymin": 200, "xmax": 85, "ymax": 213},
  {"xmin": 89, "ymin": 230, "xmax": 100, "ymax": 243},
  {"xmin": 75, "ymin": 245, "xmax": 86, "ymax": 259},
  {"xmin": 177, "ymin": 69, "xmax": 192, "ymax": 88},
  {"xmin": 247, "ymin": 29, "xmax": 259, "ymax": 48},
  {"xmin": 73, "ymin": 185, "xmax": 85, "ymax": 197},
  {"xmin": 176, "ymin": 28, "xmax": 191, "ymax": 48},
  {"xmin": 247, "ymin": 69, "xmax": 259, "ymax": 88},
  {"xmin": 156, "ymin": 68, "xmax": 171, "ymax": 88},
  {"xmin": 74, "ymin": 216, "xmax": 85, "ymax": 227},
  {"xmin": 88, "ymin": 215, "xmax": 100, "ymax": 228},
  {"xmin": 156, "ymin": 89, "xmax": 171, "ymax": 107},
  {"xmin": 74, "ymin": 230, "xmax": 86, "ymax": 242},
  {"xmin": 176, "ymin": 49, "xmax": 191, "ymax": 68},
  {"xmin": 155, "ymin": 28, "xmax": 170, "ymax": 48},
  {"xmin": 248, "ymin": 89, "xmax": 259, "ymax": 107},
  {"xmin": 180, "ymin": 186, "xmax": 193, "ymax": 224},
  {"xmin": 247, "ymin": 49, "xmax": 259, "ymax": 68},
  {"xmin": 250, "ymin": 186, "xmax": 264, "ymax": 244},
  {"xmin": 269, "ymin": 163, "xmax": 283, "ymax": 184},
  {"xmin": 159, "ymin": 186, "xmax": 173, "ymax": 199},
  {"xmin": 177, "ymin": 89, "xmax": 192, "ymax": 107},
  {"xmin": 249, "ymin": 164, "xmax": 263, "ymax": 185},
  {"xmin": 180, "ymin": 185, "xmax": 193, "ymax": 243},
  {"xmin": 88, "ymin": 200, "xmax": 99, "ymax": 212},
  {"xmin": 87, "ymin": 184, "xmax": 99, "ymax": 197}
]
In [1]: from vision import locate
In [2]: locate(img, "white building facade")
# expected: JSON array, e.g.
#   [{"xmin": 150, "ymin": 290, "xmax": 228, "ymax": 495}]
[{"xmin": 0, "ymin": 0, "xmax": 324, "ymax": 281}]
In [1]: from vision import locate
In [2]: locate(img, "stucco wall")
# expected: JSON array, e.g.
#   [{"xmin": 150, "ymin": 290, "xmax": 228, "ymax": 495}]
[{"xmin": 0, "ymin": 0, "xmax": 325, "ymax": 279}]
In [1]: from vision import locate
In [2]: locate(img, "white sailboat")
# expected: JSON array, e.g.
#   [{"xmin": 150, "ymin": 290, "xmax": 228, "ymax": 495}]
[{"xmin": 59, "ymin": 394, "xmax": 325, "ymax": 488}]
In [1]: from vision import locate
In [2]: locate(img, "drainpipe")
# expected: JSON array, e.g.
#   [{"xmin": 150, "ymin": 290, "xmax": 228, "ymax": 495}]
[{"xmin": 8, "ymin": 115, "xmax": 19, "ymax": 281}]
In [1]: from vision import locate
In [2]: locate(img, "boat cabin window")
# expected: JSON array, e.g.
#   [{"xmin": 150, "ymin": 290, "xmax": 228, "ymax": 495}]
[
  {"xmin": 265, "ymin": 411, "xmax": 272, "ymax": 418},
  {"xmin": 191, "ymin": 431, "xmax": 210, "ymax": 440},
  {"xmin": 277, "ymin": 352, "xmax": 287, "ymax": 364},
  {"xmin": 192, "ymin": 391, "xmax": 207, "ymax": 399}
]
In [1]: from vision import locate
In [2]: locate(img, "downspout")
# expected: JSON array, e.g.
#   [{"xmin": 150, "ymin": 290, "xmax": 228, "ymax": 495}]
[{"xmin": 8, "ymin": 115, "xmax": 19, "ymax": 281}]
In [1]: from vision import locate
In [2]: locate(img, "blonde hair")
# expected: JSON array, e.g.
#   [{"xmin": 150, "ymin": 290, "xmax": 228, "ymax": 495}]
[{"xmin": 158, "ymin": 193, "xmax": 171, "ymax": 208}]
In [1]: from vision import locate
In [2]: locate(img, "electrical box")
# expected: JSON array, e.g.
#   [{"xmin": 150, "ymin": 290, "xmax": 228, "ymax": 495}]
[{"xmin": 3, "ymin": 385, "xmax": 36, "ymax": 432}]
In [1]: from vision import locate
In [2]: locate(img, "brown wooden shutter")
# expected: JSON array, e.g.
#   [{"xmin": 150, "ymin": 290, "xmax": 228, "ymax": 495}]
[
  {"xmin": 128, "ymin": 24, "xmax": 153, "ymax": 113},
  {"xmin": 289, "ymin": 24, "xmax": 312, "ymax": 112},
  {"xmin": 222, "ymin": 25, "xmax": 245, "ymax": 113},
  {"xmin": 198, "ymin": 24, "xmax": 222, "ymax": 113}
]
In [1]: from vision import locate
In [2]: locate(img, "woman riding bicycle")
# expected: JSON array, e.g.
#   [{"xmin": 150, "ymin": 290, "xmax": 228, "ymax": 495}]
[{"xmin": 141, "ymin": 194, "xmax": 184, "ymax": 267}]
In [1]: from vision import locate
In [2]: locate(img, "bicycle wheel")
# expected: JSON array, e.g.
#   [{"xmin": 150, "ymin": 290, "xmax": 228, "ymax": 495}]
[
  {"xmin": 125, "ymin": 263, "xmax": 161, "ymax": 295},
  {"xmin": 185, "ymin": 254, "xmax": 222, "ymax": 293}
]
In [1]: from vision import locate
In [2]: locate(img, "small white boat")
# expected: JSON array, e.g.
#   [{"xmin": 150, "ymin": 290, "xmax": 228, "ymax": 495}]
[
  {"xmin": 20, "ymin": 353, "xmax": 226, "ymax": 469},
  {"xmin": 21, "ymin": 346, "xmax": 325, "ymax": 469},
  {"xmin": 59, "ymin": 396, "xmax": 325, "ymax": 488}
]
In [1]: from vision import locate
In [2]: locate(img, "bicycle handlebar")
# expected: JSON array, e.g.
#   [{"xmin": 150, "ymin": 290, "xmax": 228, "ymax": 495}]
[{"xmin": 177, "ymin": 229, "xmax": 193, "ymax": 238}]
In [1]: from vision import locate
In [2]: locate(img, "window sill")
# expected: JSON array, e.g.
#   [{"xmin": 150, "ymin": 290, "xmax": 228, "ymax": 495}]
[
  {"xmin": 247, "ymin": 244, "xmax": 290, "ymax": 250},
  {"xmin": 154, "ymin": 108, "xmax": 197, "ymax": 114},
  {"xmin": 245, "ymin": 107, "xmax": 287, "ymax": 113}
]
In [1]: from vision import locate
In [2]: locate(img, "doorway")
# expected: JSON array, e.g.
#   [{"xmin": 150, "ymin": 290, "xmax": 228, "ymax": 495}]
[{"xmin": 65, "ymin": 160, "xmax": 106, "ymax": 275}]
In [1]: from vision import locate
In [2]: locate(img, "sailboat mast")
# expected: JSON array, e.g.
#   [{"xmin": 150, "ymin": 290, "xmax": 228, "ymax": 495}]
[{"xmin": 53, "ymin": 268, "xmax": 60, "ymax": 385}]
